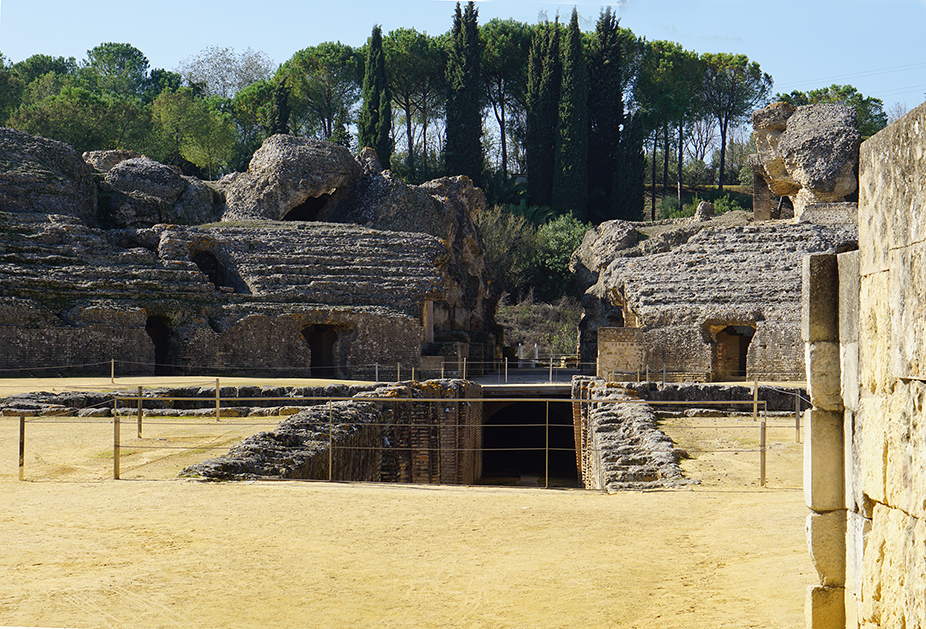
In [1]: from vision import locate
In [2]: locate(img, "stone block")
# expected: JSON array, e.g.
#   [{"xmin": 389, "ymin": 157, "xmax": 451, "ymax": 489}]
[
  {"xmin": 838, "ymin": 250, "xmax": 859, "ymax": 344},
  {"xmin": 890, "ymin": 243, "xmax": 926, "ymax": 379},
  {"xmin": 805, "ymin": 409, "xmax": 845, "ymax": 512},
  {"xmin": 841, "ymin": 342, "xmax": 859, "ymax": 413},
  {"xmin": 858, "ymin": 271, "xmax": 891, "ymax": 395},
  {"xmin": 858, "ymin": 102, "xmax": 926, "ymax": 276},
  {"xmin": 806, "ymin": 585, "xmax": 845, "ymax": 629},
  {"xmin": 845, "ymin": 510, "xmax": 871, "ymax": 597},
  {"xmin": 856, "ymin": 395, "xmax": 887, "ymax": 508},
  {"xmin": 806, "ymin": 341, "xmax": 843, "ymax": 411},
  {"xmin": 844, "ymin": 409, "xmax": 857, "ymax": 511},
  {"xmin": 803, "ymin": 254, "xmax": 839, "ymax": 343},
  {"xmin": 807, "ymin": 510, "xmax": 847, "ymax": 587}
]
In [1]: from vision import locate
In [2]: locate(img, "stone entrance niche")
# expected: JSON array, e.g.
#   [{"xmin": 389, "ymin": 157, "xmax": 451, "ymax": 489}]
[
  {"xmin": 191, "ymin": 251, "xmax": 227, "ymax": 289},
  {"xmin": 302, "ymin": 324, "xmax": 340, "ymax": 378},
  {"xmin": 709, "ymin": 324, "xmax": 755, "ymax": 381},
  {"xmin": 480, "ymin": 401, "xmax": 578, "ymax": 486},
  {"xmin": 282, "ymin": 192, "xmax": 334, "ymax": 222},
  {"xmin": 145, "ymin": 316, "xmax": 172, "ymax": 375}
]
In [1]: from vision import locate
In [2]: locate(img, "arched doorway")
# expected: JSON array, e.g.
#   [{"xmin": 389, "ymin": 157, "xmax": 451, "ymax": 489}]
[
  {"xmin": 711, "ymin": 325, "xmax": 755, "ymax": 381},
  {"xmin": 303, "ymin": 325, "xmax": 339, "ymax": 378},
  {"xmin": 145, "ymin": 316, "xmax": 172, "ymax": 376},
  {"xmin": 191, "ymin": 251, "xmax": 226, "ymax": 289},
  {"xmin": 481, "ymin": 400, "xmax": 578, "ymax": 487}
]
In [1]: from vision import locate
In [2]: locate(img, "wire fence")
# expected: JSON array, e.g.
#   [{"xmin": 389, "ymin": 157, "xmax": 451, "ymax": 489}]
[
  {"xmin": 0, "ymin": 357, "xmax": 805, "ymax": 387},
  {"xmin": 9, "ymin": 391, "xmax": 806, "ymax": 488}
]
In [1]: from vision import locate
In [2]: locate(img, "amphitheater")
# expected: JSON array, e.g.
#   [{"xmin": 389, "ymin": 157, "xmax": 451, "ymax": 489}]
[{"xmin": 2, "ymin": 99, "xmax": 926, "ymax": 628}]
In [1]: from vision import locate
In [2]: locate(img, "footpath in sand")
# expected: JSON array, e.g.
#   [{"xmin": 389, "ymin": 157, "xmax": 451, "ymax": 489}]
[{"xmin": 1, "ymin": 378, "xmax": 813, "ymax": 628}]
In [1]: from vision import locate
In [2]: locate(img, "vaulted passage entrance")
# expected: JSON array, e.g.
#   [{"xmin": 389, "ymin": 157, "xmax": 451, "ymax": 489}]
[
  {"xmin": 191, "ymin": 251, "xmax": 226, "ymax": 289},
  {"xmin": 282, "ymin": 192, "xmax": 334, "ymax": 221},
  {"xmin": 303, "ymin": 325, "xmax": 339, "ymax": 378},
  {"xmin": 711, "ymin": 325, "xmax": 755, "ymax": 381},
  {"xmin": 145, "ymin": 316, "xmax": 172, "ymax": 375},
  {"xmin": 481, "ymin": 400, "xmax": 578, "ymax": 487}
]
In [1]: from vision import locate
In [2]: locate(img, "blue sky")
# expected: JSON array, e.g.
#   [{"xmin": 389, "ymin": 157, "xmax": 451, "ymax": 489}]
[{"xmin": 2, "ymin": 0, "xmax": 925, "ymax": 112}]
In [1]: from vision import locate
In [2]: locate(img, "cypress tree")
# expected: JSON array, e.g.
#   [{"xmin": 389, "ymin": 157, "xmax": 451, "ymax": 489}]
[
  {"xmin": 444, "ymin": 1, "xmax": 483, "ymax": 187},
  {"xmin": 268, "ymin": 78, "xmax": 291, "ymax": 136},
  {"xmin": 525, "ymin": 19, "xmax": 560, "ymax": 208},
  {"xmin": 587, "ymin": 8, "xmax": 624, "ymax": 222},
  {"xmin": 614, "ymin": 110, "xmax": 646, "ymax": 221},
  {"xmin": 359, "ymin": 25, "xmax": 393, "ymax": 169},
  {"xmin": 552, "ymin": 8, "xmax": 588, "ymax": 219}
]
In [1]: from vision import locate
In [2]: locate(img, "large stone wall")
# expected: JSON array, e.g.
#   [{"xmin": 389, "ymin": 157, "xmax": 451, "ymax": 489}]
[
  {"xmin": 803, "ymin": 101, "xmax": 926, "ymax": 628},
  {"xmin": 0, "ymin": 130, "xmax": 499, "ymax": 377},
  {"xmin": 574, "ymin": 218, "xmax": 856, "ymax": 381}
]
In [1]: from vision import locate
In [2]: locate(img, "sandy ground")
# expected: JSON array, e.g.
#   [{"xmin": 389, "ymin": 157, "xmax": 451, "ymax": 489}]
[{"xmin": 1, "ymin": 379, "xmax": 813, "ymax": 629}]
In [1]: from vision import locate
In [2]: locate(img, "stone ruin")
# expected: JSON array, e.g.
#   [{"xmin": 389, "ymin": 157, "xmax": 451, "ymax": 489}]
[
  {"xmin": 0, "ymin": 128, "xmax": 496, "ymax": 378},
  {"xmin": 803, "ymin": 101, "xmax": 926, "ymax": 629},
  {"xmin": 751, "ymin": 102, "xmax": 861, "ymax": 222},
  {"xmin": 572, "ymin": 103, "xmax": 860, "ymax": 383}
]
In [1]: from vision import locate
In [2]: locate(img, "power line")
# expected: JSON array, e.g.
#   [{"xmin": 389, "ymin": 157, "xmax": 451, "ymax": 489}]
[{"xmin": 780, "ymin": 61, "xmax": 926, "ymax": 90}]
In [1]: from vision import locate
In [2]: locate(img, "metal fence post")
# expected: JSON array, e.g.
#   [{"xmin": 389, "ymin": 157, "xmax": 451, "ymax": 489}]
[
  {"xmin": 19, "ymin": 415, "xmax": 25, "ymax": 481},
  {"xmin": 760, "ymin": 417, "xmax": 767, "ymax": 487},
  {"xmin": 328, "ymin": 401, "xmax": 333, "ymax": 482},
  {"xmin": 111, "ymin": 359, "xmax": 115, "ymax": 384},
  {"xmin": 137, "ymin": 386, "xmax": 143, "ymax": 439},
  {"xmin": 545, "ymin": 401, "xmax": 550, "ymax": 489},
  {"xmin": 375, "ymin": 363, "xmax": 379, "ymax": 382},
  {"xmin": 504, "ymin": 357, "xmax": 508, "ymax": 383},
  {"xmin": 215, "ymin": 378, "xmax": 221, "ymax": 422},
  {"xmin": 795, "ymin": 392, "xmax": 802, "ymax": 443},
  {"xmin": 113, "ymin": 402, "xmax": 121, "ymax": 480},
  {"xmin": 753, "ymin": 381, "xmax": 759, "ymax": 422}
]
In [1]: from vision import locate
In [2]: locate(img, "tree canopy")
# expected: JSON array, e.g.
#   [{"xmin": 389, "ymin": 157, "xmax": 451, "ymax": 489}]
[{"xmin": 776, "ymin": 84, "xmax": 887, "ymax": 137}]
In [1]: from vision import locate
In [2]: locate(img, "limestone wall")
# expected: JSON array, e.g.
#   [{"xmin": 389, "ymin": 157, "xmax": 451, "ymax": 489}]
[{"xmin": 803, "ymin": 101, "xmax": 926, "ymax": 629}]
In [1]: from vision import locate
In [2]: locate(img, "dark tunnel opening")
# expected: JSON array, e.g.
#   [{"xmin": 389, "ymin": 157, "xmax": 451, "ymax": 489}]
[
  {"xmin": 282, "ymin": 192, "xmax": 333, "ymax": 221},
  {"xmin": 481, "ymin": 400, "xmax": 578, "ymax": 487},
  {"xmin": 145, "ymin": 316, "xmax": 172, "ymax": 376}
]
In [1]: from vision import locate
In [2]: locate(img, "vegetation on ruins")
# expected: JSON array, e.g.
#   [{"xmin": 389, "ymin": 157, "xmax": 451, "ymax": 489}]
[{"xmin": 0, "ymin": 0, "xmax": 888, "ymax": 281}]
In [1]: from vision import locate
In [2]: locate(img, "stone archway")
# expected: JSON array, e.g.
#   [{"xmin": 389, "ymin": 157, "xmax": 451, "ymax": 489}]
[{"xmin": 709, "ymin": 324, "xmax": 755, "ymax": 382}]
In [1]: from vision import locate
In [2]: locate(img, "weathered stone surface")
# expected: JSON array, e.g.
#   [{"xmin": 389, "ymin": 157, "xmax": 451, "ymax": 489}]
[
  {"xmin": 578, "ymin": 220, "xmax": 855, "ymax": 380},
  {"xmin": 182, "ymin": 380, "xmax": 482, "ymax": 485},
  {"xmin": 807, "ymin": 510, "xmax": 847, "ymax": 586},
  {"xmin": 806, "ymin": 341, "xmax": 842, "ymax": 411},
  {"xmin": 752, "ymin": 102, "xmax": 860, "ymax": 218},
  {"xmin": 570, "ymin": 220, "xmax": 639, "ymax": 290},
  {"xmin": 99, "ymin": 157, "xmax": 218, "ymax": 228},
  {"xmin": 806, "ymin": 585, "xmax": 846, "ymax": 629},
  {"xmin": 82, "ymin": 149, "xmax": 141, "ymax": 172},
  {"xmin": 802, "ymin": 253, "xmax": 839, "ymax": 344},
  {"xmin": 804, "ymin": 408, "xmax": 845, "ymax": 512},
  {"xmin": 692, "ymin": 201, "xmax": 714, "ymax": 222},
  {"xmin": 779, "ymin": 104, "xmax": 860, "ymax": 211},
  {"xmin": 858, "ymin": 101, "xmax": 926, "ymax": 276},
  {"xmin": 222, "ymin": 134, "xmax": 362, "ymax": 221},
  {"xmin": 330, "ymin": 172, "xmax": 493, "ymax": 334},
  {"xmin": 575, "ymin": 378, "xmax": 691, "ymax": 492},
  {"xmin": 0, "ymin": 126, "xmax": 97, "ymax": 223}
]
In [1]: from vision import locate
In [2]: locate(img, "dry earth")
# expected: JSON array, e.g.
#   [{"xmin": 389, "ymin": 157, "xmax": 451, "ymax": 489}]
[{"xmin": 1, "ymin": 377, "xmax": 813, "ymax": 628}]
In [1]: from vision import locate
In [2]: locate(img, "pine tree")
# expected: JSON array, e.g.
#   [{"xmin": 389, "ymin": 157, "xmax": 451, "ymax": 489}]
[
  {"xmin": 359, "ymin": 25, "xmax": 393, "ymax": 169},
  {"xmin": 444, "ymin": 1, "xmax": 483, "ymax": 187},
  {"xmin": 587, "ymin": 8, "xmax": 624, "ymax": 222},
  {"xmin": 525, "ymin": 19, "xmax": 560, "ymax": 208},
  {"xmin": 552, "ymin": 9, "xmax": 588, "ymax": 219}
]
